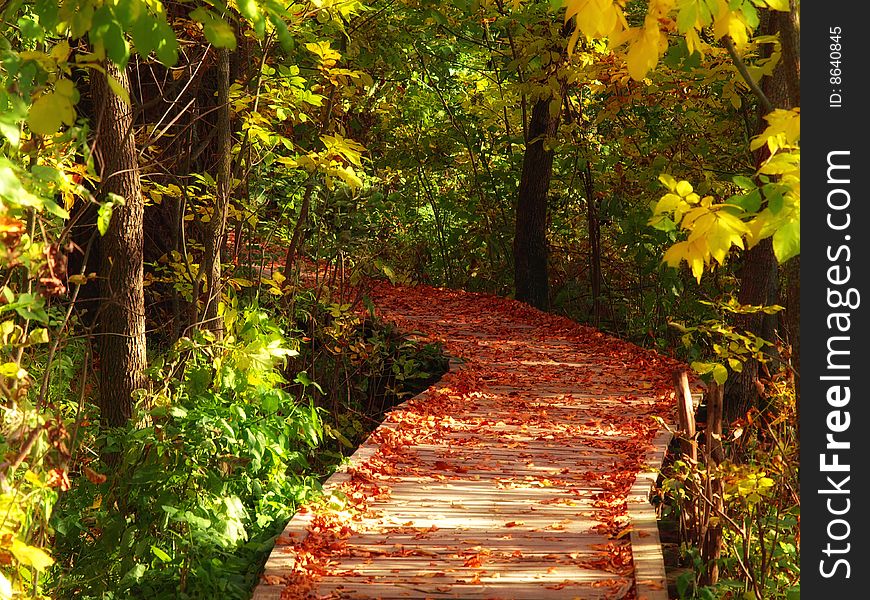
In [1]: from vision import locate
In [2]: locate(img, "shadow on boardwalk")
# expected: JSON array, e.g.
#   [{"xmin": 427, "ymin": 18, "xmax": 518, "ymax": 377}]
[{"xmin": 254, "ymin": 282, "xmax": 690, "ymax": 600}]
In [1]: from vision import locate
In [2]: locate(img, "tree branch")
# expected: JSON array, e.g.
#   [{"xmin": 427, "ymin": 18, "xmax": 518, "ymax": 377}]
[{"xmin": 723, "ymin": 35, "xmax": 774, "ymax": 114}]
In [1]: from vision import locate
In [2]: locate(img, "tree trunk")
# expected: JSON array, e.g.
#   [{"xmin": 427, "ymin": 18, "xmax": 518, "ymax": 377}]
[
  {"xmin": 200, "ymin": 48, "xmax": 233, "ymax": 339},
  {"xmin": 283, "ymin": 180, "xmax": 314, "ymax": 280},
  {"xmin": 724, "ymin": 5, "xmax": 800, "ymax": 423},
  {"xmin": 582, "ymin": 163, "xmax": 601, "ymax": 325},
  {"xmin": 91, "ymin": 62, "xmax": 147, "ymax": 428},
  {"xmin": 514, "ymin": 89, "xmax": 563, "ymax": 311}
]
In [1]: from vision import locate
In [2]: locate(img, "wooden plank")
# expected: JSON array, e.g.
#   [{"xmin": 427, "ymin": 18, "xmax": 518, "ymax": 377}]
[{"xmin": 253, "ymin": 285, "xmax": 677, "ymax": 600}]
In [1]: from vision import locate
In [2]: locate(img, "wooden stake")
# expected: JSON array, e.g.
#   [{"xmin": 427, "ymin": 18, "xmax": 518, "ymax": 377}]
[{"xmin": 672, "ymin": 370, "xmax": 697, "ymax": 462}]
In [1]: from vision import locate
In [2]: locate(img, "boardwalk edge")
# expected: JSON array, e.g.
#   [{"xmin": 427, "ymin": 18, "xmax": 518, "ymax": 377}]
[
  {"xmin": 253, "ymin": 354, "xmax": 464, "ymax": 597},
  {"xmin": 627, "ymin": 427, "xmax": 673, "ymax": 600}
]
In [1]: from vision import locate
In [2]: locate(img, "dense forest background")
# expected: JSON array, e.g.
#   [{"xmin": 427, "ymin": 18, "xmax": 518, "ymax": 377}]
[{"xmin": 0, "ymin": 0, "xmax": 799, "ymax": 598}]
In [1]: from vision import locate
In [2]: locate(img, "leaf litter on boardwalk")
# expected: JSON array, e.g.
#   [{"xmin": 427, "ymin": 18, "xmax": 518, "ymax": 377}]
[{"xmin": 264, "ymin": 279, "xmax": 689, "ymax": 600}]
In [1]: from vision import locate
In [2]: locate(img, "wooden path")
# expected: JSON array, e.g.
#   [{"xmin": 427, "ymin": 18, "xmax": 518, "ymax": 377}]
[{"xmin": 254, "ymin": 283, "xmax": 689, "ymax": 600}]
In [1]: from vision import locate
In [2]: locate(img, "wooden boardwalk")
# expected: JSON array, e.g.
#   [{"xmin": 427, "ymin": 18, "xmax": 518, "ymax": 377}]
[{"xmin": 253, "ymin": 284, "xmax": 687, "ymax": 600}]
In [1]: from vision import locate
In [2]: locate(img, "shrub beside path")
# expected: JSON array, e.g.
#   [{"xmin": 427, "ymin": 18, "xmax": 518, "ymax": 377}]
[{"xmin": 253, "ymin": 282, "xmax": 692, "ymax": 599}]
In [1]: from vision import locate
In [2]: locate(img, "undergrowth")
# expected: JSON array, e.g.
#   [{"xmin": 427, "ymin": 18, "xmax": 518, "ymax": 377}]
[
  {"xmin": 659, "ymin": 376, "xmax": 800, "ymax": 600},
  {"xmin": 45, "ymin": 289, "xmax": 447, "ymax": 599}
]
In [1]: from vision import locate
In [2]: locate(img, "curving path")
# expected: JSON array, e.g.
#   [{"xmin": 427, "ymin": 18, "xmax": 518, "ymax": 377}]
[{"xmin": 253, "ymin": 282, "xmax": 689, "ymax": 600}]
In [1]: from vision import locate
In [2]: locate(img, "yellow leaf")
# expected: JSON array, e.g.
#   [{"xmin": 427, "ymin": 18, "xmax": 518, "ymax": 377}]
[
  {"xmin": 28, "ymin": 92, "xmax": 75, "ymax": 135},
  {"xmin": 685, "ymin": 27, "xmax": 703, "ymax": 56},
  {"xmin": 675, "ymin": 180, "xmax": 693, "ymax": 197},
  {"xmin": 687, "ymin": 238, "xmax": 706, "ymax": 282},
  {"xmin": 653, "ymin": 193, "xmax": 684, "ymax": 215},
  {"xmin": 658, "ymin": 173, "xmax": 677, "ymax": 190},
  {"xmin": 663, "ymin": 240, "xmax": 689, "ymax": 267},
  {"xmin": 566, "ymin": 0, "xmax": 626, "ymax": 40},
  {"xmin": 10, "ymin": 539, "xmax": 54, "ymax": 572},
  {"xmin": 713, "ymin": 0, "xmax": 749, "ymax": 46},
  {"xmin": 758, "ymin": 152, "xmax": 799, "ymax": 175},
  {"xmin": 626, "ymin": 24, "xmax": 663, "ymax": 81},
  {"xmin": 705, "ymin": 214, "xmax": 747, "ymax": 264}
]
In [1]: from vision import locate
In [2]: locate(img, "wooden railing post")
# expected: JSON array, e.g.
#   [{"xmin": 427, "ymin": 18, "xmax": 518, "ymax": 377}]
[{"xmin": 672, "ymin": 370, "xmax": 697, "ymax": 462}]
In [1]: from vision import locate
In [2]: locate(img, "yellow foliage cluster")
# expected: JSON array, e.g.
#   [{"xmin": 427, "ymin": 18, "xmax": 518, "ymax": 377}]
[
  {"xmin": 651, "ymin": 107, "xmax": 800, "ymax": 280},
  {"xmin": 562, "ymin": 0, "xmax": 791, "ymax": 82}
]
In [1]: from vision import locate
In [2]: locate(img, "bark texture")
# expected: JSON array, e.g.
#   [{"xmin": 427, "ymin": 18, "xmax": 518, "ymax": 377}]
[
  {"xmin": 91, "ymin": 62, "xmax": 148, "ymax": 427},
  {"xmin": 725, "ymin": 5, "xmax": 800, "ymax": 422},
  {"xmin": 514, "ymin": 91, "xmax": 563, "ymax": 311},
  {"xmin": 200, "ymin": 48, "xmax": 233, "ymax": 339}
]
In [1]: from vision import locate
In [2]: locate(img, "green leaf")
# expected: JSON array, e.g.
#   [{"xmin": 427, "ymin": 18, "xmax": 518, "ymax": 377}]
[
  {"xmin": 0, "ymin": 160, "xmax": 40, "ymax": 208},
  {"xmin": 772, "ymin": 220, "xmax": 800, "ymax": 263},
  {"xmin": 676, "ymin": 2, "xmax": 697, "ymax": 33},
  {"xmin": 42, "ymin": 197, "xmax": 70, "ymax": 219},
  {"xmin": 269, "ymin": 13, "xmax": 294, "ymax": 52},
  {"xmin": 90, "ymin": 6, "xmax": 129, "ymax": 67},
  {"xmin": 154, "ymin": 19, "xmax": 179, "ymax": 66},
  {"xmin": 712, "ymin": 363, "xmax": 728, "ymax": 384},
  {"xmin": 732, "ymin": 175, "xmax": 755, "ymax": 190},
  {"xmin": 728, "ymin": 189, "xmax": 761, "ymax": 213},
  {"xmin": 115, "ymin": 0, "xmax": 143, "ymax": 27},
  {"xmin": 97, "ymin": 200, "xmax": 115, "ymax": 236},
  {"xmin": 766, "ymin": 190, "xmax": 784, "ymax": 214},
  {"xmin": 102, "ymin": 21, "xmax": 130, "ymax": 67},
  {"xmin": 27, "ymin": 328, "xmax": 50, "ymax": 345},
  {"xmin": 676, "ymin": 571, "xmax": 694, "ymax": 598},
  {"xmin": 239, "ymin": 0, "xmax": 266, "ymax": 37},
  {"xmin": 190, "ymin": 8, "xmax": 237, "ymax": 50},
  {"xmin": 131, "ymin": 14, "xmax": 159, "ymax": 56},
  {"xmin": 151, "ymin": 545, "xmax": 171, "ymax": 562}
]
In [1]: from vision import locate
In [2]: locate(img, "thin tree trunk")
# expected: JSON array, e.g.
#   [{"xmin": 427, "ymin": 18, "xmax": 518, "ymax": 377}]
[
  {"xmin": 582, "ymin": 163, "xmax": 601, "ymax": 325},
  {"xmin": 201, "ymin": 48, "xmax": 232, "ymax": 339},
  {"xmin": 283, "ymin": 181, "xmax": 314, "ymax": 280},
  {"xmin": 91, "ymin": 62, "xmax": 147, "ymax": 428},
  {"xmin": 514, "ymin": 87, "xmax": 563, "ymax": 311}
]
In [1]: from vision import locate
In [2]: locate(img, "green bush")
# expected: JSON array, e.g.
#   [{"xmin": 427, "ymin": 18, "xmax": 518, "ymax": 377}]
[{"xmin": 51, "ymin": 308, "xmax": 324, "ymax": 599}]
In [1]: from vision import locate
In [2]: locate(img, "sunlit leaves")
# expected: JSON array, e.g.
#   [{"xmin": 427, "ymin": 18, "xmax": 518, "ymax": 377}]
[
  {"xmin": 90, "ymin": 5, "xmax": 130, "ymax": 67},
  {"xmin": 97, "ymin": 197, "xmax": 119, "ymax": 236},
  {"xmin": 27, "ymin": 79, "xmax": 77, "ymax": 135},
  {"xmin": 8, "ymin": 540, "xmax": 54, "ymax": 572},
  {"xmin": 190, "ymin": 8, "xmax": 237, "ymax": 50},
  {"xmin": 306, "ymin": 41, "xmax": 342, "ymax": 68},
  {"xmin": 278, "ymin": 134, "xmax": 368, "ymax": 190},
  {"xmin": 750, "ymin": 107, "xmax": 800, "ymax": 153},
  {"xmin": 564, "ymin": 0, "xmax": 626, "ymax": 41},
  {"xmin": 653, "ymin": 176, "xmax": 750, "ymax": 282},
  {"xmin": 625, "ymin": 24, "xmax": 666, "ymax": 82},
  {"xmin": 562, "ymin": 0, "xmax": 790, "ymax": 80},
  {"xmin": 652, "ymin": 104, "xmax": 800, "ymax": 276},
  {"xmin": 131, "ymin": 11, "xmax": 179, "ymax": 66}
]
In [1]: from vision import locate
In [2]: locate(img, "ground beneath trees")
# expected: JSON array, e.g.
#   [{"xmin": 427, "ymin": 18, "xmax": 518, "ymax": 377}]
[{"xmin": 253, "ymin": 281, "xmax": 690, "ymax": 599}]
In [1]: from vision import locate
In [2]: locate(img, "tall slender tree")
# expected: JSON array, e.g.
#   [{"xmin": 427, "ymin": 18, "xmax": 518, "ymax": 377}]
[
  {"xmin": 200, "ymin": 47, "xmax": 233, "ymax": 339},
  {"xmin": 514, "ymin": 79, "xmax": 566, "ymax": 312},
  {"xmin": 91, "ymin": 62, "xmax": 148, "ymax": 427}
]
